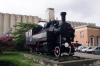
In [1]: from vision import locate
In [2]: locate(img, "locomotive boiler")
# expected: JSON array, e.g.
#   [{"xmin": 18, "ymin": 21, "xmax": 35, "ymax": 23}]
[{"xmin": 25, "ymin": 12, "xmax": 75, "ymax": 57}]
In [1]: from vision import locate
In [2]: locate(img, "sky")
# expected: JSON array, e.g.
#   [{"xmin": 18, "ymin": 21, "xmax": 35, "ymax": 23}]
[{"xmin": 0, "ymin": 0, "xmax": 100, "ymax": 26}]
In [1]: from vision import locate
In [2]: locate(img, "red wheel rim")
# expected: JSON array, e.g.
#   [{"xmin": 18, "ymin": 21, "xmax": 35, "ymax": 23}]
[{"xmin": 54, "ymin": 46, "xmax": 60, "ymax": 57}]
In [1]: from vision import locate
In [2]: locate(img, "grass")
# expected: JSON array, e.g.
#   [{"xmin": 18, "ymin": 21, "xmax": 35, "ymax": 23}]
[{"xmin": 0, "ymin": 51, "xmax": 39, "ymax": 66}]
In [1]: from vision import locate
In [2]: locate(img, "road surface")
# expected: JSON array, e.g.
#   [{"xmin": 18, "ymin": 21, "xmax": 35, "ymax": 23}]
[{"xmin": 74, "ymin": 52, "xmax": 100, "ymax": 59}]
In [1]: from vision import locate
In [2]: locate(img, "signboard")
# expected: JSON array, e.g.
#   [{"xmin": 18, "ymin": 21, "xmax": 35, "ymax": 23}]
[{"xmin": 86, "ymin": 41, "xmax": 89, "ymax": 44}]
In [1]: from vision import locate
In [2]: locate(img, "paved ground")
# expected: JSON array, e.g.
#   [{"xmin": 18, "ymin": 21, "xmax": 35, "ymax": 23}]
[{"xmin": 74, "ymin": 52, "xmax": 100, "ymax": 59}]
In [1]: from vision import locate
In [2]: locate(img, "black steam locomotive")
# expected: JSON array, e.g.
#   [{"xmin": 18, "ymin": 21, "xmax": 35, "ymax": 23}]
[{"xmin": 25, "ymin": 12, "xmax": 75, "ymax": 57}]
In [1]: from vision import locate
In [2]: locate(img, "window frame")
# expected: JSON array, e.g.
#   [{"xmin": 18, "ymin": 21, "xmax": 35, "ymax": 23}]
[{"xmin": 80, "ymin": 31, "xmax": 84, "ymax": 38}]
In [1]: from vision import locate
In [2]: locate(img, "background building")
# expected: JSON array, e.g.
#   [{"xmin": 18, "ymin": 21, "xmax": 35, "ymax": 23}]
[
  {"xmin": 0, "ymin": 13, "xmax": 41, "ymax": 36},
  {"xmin": 74, "ymin": 25, "xmax": 100, "ymax": 47},
  {"xmin": 45, "ymin": 8, "xmax": 55, "ymax": 21},
  {"xmin": 0, "ymin": 8, "xmax": 96, "ymax": 36}
]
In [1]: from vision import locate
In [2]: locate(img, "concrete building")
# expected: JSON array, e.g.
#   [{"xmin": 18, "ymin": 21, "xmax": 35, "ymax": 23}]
[
  {"xmin": 3, "ymin": 13, "xmax": 10, "ymax": 34},
  {"xmin": 16, "ymin": 15, "xmax": 22, "ymax": 23},
  {"xmin": 22, "ymin": 15, "xmax": 28, "ymax": 23},
  {"xmin": 27, "ymin": 16, "xmax": 33, "ymax": 23},
  {"xmin": 0, "ymin": 12, "xmax": 41, "ymax": 36},
  {"xmin": 45, "ymin": 8, "xmax": 55, "ymax": 21},
  {"xmin": 10, "ymin": 14, "xmax": 16, "ymax": 33},
  {"xmin": 0, "ymin": 13, "xmax": 4, "ymax": 35},
  {"xmin": 74, "ymin": 25, "xmax": 100, "ymax": 47}
]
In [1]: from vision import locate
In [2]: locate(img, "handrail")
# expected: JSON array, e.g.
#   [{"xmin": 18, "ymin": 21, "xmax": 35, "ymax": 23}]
[{"xmin": 3, "ymin": 28, "xmax": 12, "ymax": 36}]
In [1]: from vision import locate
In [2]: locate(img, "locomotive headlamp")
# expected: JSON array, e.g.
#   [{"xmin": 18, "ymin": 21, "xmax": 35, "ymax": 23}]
[{"xmin": 65, "ymin": 42, "xmax": 69, "ymax": 47}]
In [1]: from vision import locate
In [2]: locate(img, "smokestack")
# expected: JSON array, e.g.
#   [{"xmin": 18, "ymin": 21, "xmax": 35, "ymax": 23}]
[{"xmin": 61, "ymin": 12, "xmax": 66, "ymax": 23}]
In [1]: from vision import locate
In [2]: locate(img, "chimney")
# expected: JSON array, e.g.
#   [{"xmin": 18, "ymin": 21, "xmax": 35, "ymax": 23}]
[{"xmin": 61, "ymin": 12, "xmax": 66, "ymax": 23}]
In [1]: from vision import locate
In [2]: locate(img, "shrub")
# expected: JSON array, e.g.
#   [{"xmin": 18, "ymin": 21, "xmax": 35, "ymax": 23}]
[{"xmin": 0, "ymin": 35, "xmax": 15, "ymax": 53}]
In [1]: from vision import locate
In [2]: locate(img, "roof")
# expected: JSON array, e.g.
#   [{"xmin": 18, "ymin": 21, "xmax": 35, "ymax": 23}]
[
  {"xmin": 75, "ymin": 25, "xmax": 100, "ymax": 29},
  {"xmin": 48, "ymin": 8, "xmax": 54, "ymax": 10},
  {"xmin": 45, "ymin": 8, "xmax": 54, "ymax": 12}
]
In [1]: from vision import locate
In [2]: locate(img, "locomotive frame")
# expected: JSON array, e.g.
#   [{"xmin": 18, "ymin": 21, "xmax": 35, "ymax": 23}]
[{"xmin": 25, "ymin": 12, "xmax": 75, "ymax": 57}]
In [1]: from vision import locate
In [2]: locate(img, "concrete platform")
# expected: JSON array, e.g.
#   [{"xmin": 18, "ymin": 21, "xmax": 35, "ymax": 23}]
[{"xmin": 21, "ymin": 53, "xmax": 100, "ymax": 66}]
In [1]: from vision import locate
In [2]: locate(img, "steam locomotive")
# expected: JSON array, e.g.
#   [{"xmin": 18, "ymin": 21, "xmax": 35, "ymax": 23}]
[{"xmin": 25, "ymin": 12, "xmax": 75, "ymax": 57}]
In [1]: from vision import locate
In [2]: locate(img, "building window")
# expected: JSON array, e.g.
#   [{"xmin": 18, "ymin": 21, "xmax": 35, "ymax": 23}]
[
  {"xmin": 90, "ymin": 38, "xmax": 93, "ymax": 46},
  {"xmin": 90, "ymin": 35, "xmax": 94, "ymax": 46},
  {"xmin": 80, "ymin": 31, "xmax": 84, "ymax": 38},
  {"xmin": 96, "ymin": 36, "xmax": 99, "ymax": 46}
]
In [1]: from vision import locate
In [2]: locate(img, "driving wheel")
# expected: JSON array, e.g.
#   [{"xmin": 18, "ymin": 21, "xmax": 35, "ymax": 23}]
[
  {"xmin": 43, "ymin": 49, "xmax": 48, "ymax": 55},
  {"xmin": 30, "ymin": 46, "xmax": 33, "ymax": 53},
  {"xmin": 54, "ymin": 46, "xmax": 61, "ymax": 57}
]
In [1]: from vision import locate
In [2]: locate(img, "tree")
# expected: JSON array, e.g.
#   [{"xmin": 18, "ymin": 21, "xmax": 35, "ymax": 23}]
[{"xmin": 12, "ymin": 22, "xmax": 41, "ymax": 50}]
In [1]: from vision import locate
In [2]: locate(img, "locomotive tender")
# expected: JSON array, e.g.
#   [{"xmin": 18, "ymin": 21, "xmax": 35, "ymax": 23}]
[{"xmin": 25, "ymin": 12, "xmax": 75, "ymax": 57}]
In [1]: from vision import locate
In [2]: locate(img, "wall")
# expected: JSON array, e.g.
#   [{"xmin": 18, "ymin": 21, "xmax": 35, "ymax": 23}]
[
  {"xmin": 22, "ymin": 15, "xmax": 28, "ymax": 23},
  {"xmin": 45, "ymin": 8, "xmax": 55, "ymax": 21},
  {"xmin": 28, "ymin": 16, "xmax": 33, "ymax": 23},
  {"xmin": 10, "ymin": 14, "xmax": 16, "ymax": 32},
  {"xmin": 3, "ymin": 13, "xmax": 10, "ymax": 34},
  {"xmin": 16, "ymin": 15, "xmax": 21, "ymax": 23},
  {"xmin": 0, "ymin": 13, "xmax": 4, "ymax": 36}
]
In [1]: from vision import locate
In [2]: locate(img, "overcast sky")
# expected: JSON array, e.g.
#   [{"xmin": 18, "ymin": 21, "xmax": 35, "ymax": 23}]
[{"xmin": 0, "ymin": 0, "xmax": 100, "ymax": 26}]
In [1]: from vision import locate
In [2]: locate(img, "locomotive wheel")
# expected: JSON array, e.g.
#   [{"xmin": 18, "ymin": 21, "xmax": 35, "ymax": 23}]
[
  {"xmin": 54, "ymin": 46, "xmax": 61, "ymax": 57},
  {"xmin": 35, "ymin": 48, "xmax": 39, "ymax": 53},
  {"xmin": 44, "ymin": 52, "xmax": 48, "ymax": 55},
  {"xmin": 30, "ymin": 47, "xmax": 33, "ymax": 53},
  {"xmin": 42, "ymin": 42, "xmax": 49, "ymax": 55},
  {"xmin": 68, "ymin": 46, "xmax": 74, "ymax": 56}
]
